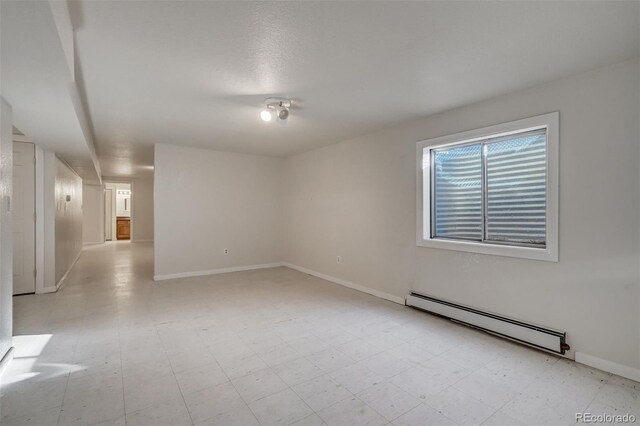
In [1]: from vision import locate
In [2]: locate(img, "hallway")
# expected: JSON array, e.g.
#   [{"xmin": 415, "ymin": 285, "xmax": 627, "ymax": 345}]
[{"xmin": 1, "ymin": 243, "xmax": 638, "ymax": 426}]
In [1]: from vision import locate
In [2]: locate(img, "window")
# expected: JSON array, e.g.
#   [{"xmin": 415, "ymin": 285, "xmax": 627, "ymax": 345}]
[{"xmin": 417, "ymin": 113, "xmax": 558, "ymax": 261}]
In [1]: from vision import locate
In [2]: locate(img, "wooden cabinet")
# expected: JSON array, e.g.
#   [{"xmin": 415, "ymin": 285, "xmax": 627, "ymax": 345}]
[{"xmin": 116, "ymin": 217, "xmax": 130, "ymax": 240}]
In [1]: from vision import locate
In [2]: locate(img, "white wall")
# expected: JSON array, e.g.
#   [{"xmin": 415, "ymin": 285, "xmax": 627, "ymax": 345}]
[
  {"xmin": 0, "ymin": 98, "xmax": 13, "ymax": 367},
  {"xmin": 104, "ymin": 182, "xmax": 118, "ymax": 240},
  {"xmin": 115, "ymin": 188, "xmax": 130, "ymax": 217},
  {"xmin": 132, "ymin": 178, "xmax": 153, "ymax": 241},
  {"xmin": 154, "ymin": 144, "xmax": 283, "ymax": 278},
  {"xmin": 82, "ymin": 183, "xmax": 103, "ymax": 244},
  {"xmin": 283, "ymin": 59, "xmax": 640, "ymax": 373},
  {"xmin": 42, "ymin": 151, "xmax": 56, "ymax": 291},
  {"xmin": 55, "ymin": 157, "xmax": 82, "ymax": 284}
]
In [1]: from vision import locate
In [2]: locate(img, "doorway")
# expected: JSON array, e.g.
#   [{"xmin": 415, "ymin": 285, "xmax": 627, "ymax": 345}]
[
  {"xmin": 104, "ymin": 182, "xmax": 132, "ymax": 241},
  {"xmin": 12, "ymin": 141, "xmax": 36, "ymax": 295}
]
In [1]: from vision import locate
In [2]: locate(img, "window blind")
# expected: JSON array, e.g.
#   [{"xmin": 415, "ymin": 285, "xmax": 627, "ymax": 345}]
[
  {"xmin": 433, "ymin": 144, "xmax": 482, "ymax": 241},
  {"xmin": 486, "ymin": 129, "xmax": 547, "ymax": 246},
  {"xmin": 432, "ymin": 128, "xmax": 547, "ymax": 247}
]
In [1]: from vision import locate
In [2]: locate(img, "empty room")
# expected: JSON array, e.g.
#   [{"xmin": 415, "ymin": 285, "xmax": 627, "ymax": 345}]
[{"xmin": 0, "ymin": 1, "xmax": 639, "ymax": 425}]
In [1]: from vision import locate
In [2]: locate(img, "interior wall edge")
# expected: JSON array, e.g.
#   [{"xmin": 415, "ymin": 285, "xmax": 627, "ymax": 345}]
[
  {"xmin": 34, "ymin": 145, "xmax": 46, "ymax": 294},
  {"xmin": 56, "ymin": 250, "xmax": 82, "ymax": 288},
  {"xmin": 54, "ymin": 235, "xmax": 82, "ymax": 291},
  {"xmin": 282, "ymin": 262, "xmax": 405, "ymax": 305},
  {"xmin": 153, "ymin": 262, "xmax": 284, "ymax": 281},
  {"xmin": 42, "ymin": 151, "xmax": 57, "ymax": 292},
  {"xmin": 575, "ymin": 352, "xmax": 640, "ymax": 382},
  {"xmin": 0, "ymin": 97, "xmax": 13, "ymax": 364},
  {"xmin": 0, "ymin": 347, "xmax": 15, "ymax": 378},
  {"xmin": 54, "ymin": 156, "xmax": 83, "ymax": 284}
]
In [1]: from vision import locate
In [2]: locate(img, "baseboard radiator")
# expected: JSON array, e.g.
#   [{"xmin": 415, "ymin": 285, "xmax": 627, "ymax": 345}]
[{"xmin": 406, "ymin": 292, "xmax": 569, "ymax": 354}]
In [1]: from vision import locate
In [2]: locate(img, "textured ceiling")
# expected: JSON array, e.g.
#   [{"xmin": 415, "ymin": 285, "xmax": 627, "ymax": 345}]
[{"xmin": 41, "ymin": 2, "xmax": 640, "ymax": 177}]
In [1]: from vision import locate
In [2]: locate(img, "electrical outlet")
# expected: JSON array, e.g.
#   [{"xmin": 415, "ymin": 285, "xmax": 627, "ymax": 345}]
[
  {"xmin": 337, "ymin": 256, "xmax": 341, "ymax": 264},
  {"xmin": 224, "ymin": 248, "xmax": 229, "ymax": 255}
]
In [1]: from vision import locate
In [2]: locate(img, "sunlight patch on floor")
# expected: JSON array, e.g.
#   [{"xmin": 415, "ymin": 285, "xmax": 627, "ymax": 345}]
[{"xmin": 13, "ymin": 334, "xmax": 52, "ymax": 358}]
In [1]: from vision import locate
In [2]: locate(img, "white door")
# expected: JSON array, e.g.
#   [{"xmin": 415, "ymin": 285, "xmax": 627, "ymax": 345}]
[
  {"xmin": 12, "ymin": 142, "xmax": 35, "ymax": 295},
  {"xmin": 105, "ymin": 188, "xmax": 113, "ymax": 241}
]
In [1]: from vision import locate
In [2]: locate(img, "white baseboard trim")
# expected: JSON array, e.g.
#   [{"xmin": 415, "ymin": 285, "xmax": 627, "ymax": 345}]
[
  {"xmin": 132, "ymin": 239, "xmax": 153, "ymax": 243},
  {"xmin": 154, "ymin": 261, "xmax": 405, "ymax": 305},
  {"xmin": 83, "ymin": 242, "xmax": 104, "ymax": 246},
  {"xmin": 55, "ymin": 250, "xmax": 82, "ymax": 291},
  {"xmin": 154, "ymin": 262, "xmax": 284, "ymax": 281},
  {"xmin": 282, "ymin": 262, "xmax": 405, "ymax": 305},
  {"xmin": 575, "ymin": 352, "xmax": 640, "ymax": 382},
  {"xmin": 0, "ymin": 347, "xmax": 14, "ymax": 377}
]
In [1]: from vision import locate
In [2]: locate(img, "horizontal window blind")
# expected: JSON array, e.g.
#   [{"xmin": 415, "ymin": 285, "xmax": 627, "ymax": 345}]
[
  {"xmin": 433, "ymin": 144, "xmax": 482, "ymax": 240},
  {"xmin": 431, "ymin": 128, "xmax": 547, "ymax": 248},
  {"xmin": 486, "ymin": 130, "xmax": 547, "ymax": 246}
]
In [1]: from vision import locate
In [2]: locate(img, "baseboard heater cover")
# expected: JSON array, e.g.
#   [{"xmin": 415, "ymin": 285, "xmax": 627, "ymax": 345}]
[{"xmin": 406, "ymin": 292, "xmax": 568, "ymax": 354}]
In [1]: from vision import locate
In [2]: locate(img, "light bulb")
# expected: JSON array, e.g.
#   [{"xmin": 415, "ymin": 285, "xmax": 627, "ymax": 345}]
[{"xmin": 260, "ymin": 109, "xmax": 273, "ymax": 122}]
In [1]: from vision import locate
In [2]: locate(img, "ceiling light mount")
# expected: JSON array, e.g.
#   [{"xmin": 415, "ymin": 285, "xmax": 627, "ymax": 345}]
[{"xmin": 261, "ymin": 97, "xmax": 292, "ymax": 123}]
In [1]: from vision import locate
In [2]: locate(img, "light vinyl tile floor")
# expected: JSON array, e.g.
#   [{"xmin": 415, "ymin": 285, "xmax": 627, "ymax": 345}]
[{"xmin": 1, "ymin": 242, "xmax": 638, "ymax": 426}]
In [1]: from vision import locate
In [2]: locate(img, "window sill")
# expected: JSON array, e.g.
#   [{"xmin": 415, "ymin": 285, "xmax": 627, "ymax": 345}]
[{"xmin": 416, "ymin": 237, "xmax": 558, "ymax": 262}]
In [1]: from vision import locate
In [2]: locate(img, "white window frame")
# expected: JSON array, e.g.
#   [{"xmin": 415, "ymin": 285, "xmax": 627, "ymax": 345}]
[{"xmin": 416, "ymin": 112, "xmax": 559, "ymax": 262}]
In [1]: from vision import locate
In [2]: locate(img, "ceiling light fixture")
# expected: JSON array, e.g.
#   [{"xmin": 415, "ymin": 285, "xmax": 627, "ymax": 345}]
[{"xmin": 261, "ymin": 98, "xmax": 291, "ymax": 124}]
